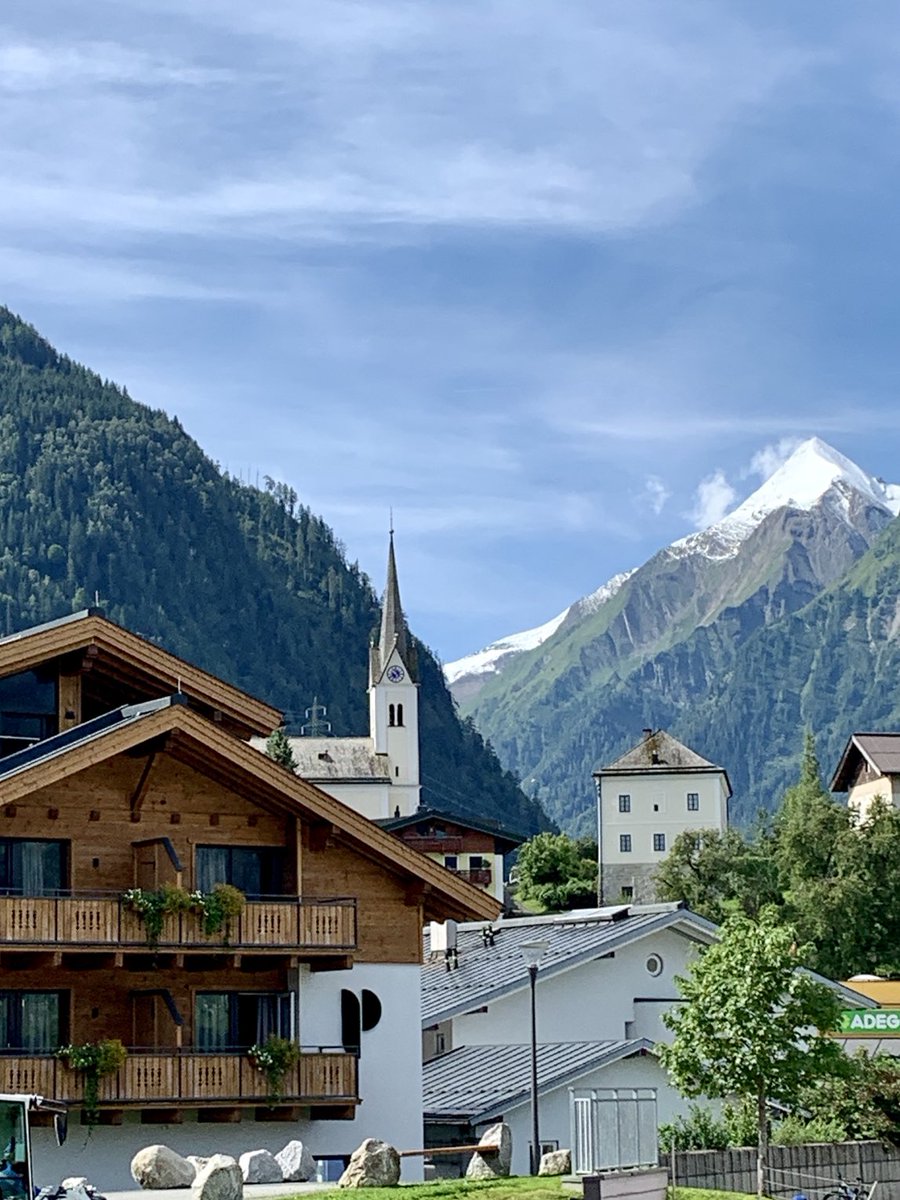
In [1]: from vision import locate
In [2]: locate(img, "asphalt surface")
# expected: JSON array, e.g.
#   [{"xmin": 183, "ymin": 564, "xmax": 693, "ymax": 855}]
[{"xmin": 106, "ymin": 1185, "xmax": 334, "ymax": 1200}]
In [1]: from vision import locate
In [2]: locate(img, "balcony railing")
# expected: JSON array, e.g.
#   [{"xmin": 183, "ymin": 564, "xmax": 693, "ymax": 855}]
[
  {"xmin": 0, "ymin": 1049, "xmax": 358, "ymax": 1108},
  {"xmin": 0, "ymin": 894, "xmax": 356, "ymax": 952},
  {"xmin": 402, "ymin": 835, "xmax": 465, "ymax": 854},
  {"xmin": 450, "ymin": 867, "xmax": 492, "ymax": 886}
]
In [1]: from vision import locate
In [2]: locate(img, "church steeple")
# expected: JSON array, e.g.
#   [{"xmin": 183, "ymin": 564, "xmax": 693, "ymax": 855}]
[{"xmin": 371, "ymin": 531, "xmax": 417, "ymax": 683}]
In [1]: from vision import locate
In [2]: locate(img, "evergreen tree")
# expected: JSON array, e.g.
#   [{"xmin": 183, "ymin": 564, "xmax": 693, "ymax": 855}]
[{"xmin": 265, "ymin": 728, "xmax": 298, "ymax": 772}]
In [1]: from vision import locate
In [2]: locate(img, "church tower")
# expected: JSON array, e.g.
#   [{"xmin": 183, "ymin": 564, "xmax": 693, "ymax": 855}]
[{"xmin": 369, "ymin": 533, "xmax": 420, "ymax": 817}]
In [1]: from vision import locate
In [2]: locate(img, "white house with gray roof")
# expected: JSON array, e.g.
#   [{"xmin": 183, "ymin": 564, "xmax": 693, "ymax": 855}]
[
  {"xmin": 595, "ymin": 729, "xmax": 731, "ymax": 904},
  {"xmin": 421, "ymin": 903, "xmax": 871, "ymax": 1176},
  {"xmin": 831, "ymin": 732, "xmax": 900, "ymax": 820}
]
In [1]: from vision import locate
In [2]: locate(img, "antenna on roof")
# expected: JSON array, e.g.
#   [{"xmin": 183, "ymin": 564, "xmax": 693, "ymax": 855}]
[
  {"xmin": 176, "ymin": 676, "xmax": 182, "ymax": 693},
  {"xmin": 94, "ymin": 591, "xmax": 100, "ymax": 607}
]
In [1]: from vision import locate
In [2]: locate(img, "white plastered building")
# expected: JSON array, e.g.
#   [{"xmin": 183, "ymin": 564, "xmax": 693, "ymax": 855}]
[{"xmin": 595, "ymin": 730, "xmax": 731, "ymax": 904}]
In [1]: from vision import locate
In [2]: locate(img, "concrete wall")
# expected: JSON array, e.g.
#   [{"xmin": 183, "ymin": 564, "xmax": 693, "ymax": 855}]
[
  {"xmin": 450, "ymin": 928, "xmax": 698, "ymax": 1047},
  {"xmin": 662, "ymin": 1141, "xmax": 900, "ymax": 1199}
]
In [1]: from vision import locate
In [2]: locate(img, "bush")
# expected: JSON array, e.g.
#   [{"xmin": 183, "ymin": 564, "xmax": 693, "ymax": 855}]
[
  {"xmin": 660, "ymin": 1105, "xmax": 729, "ymax": 1151},
  {"xmin": 772, "ymin": 1114, "xmax": 848, "ymax": 1145}
]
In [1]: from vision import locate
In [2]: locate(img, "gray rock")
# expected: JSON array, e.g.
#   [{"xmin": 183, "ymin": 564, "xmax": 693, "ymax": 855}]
[
  {"xmin": 191, "ymin": 1155, "xmax": 242, "ymax": 1200},
  {"xmin": 131, "ymin": 1145, "xmax": 196, "ymax": 1189},
  {"xmin": 338, "ymin": 1139, "xmax": 400, "ymax": 1188},
  {"xmin": 60, "ymin": 1179, "xmax": 94, "ymax": 1200},
  {"xmin": 275, "ymin": 1140, "xmax": 316, "ymax": 1183},
  {"xmin": 239, "ymin": 1151, "xmax": 282, "ymax": 1184},
  {"xmin": 466, "ymin": 1123, "xmax": 512, "ymax": 1179},
  {"xmin": 186, "ymin": 1159, "xmax": 210, "ymax": 1177},
  {"xmin": 539, "ymin": 1149, "xmax": 571, "ymax": 1176}
]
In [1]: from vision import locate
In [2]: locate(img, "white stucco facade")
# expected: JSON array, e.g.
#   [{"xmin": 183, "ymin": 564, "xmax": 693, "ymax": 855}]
[
  {"xmin": 471, "ymin": 1053, "xmax": 682, "ymax": 1177},
  {"xmin": 449, "ymin": 927, "xmax": 699, "ymax": 1050},
  {"xmin": 596, "ymin": 731, "xmax": 731, "ymax": 904}
]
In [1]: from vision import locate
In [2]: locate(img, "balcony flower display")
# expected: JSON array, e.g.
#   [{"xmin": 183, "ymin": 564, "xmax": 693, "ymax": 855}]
[
  {"xmin": 248, "ymin": 1035, "xmax": 300, "ymax": 1105},
  {"xmin": 56, "ymin": 1038, "xmax": 127, "ymax": 1126}
]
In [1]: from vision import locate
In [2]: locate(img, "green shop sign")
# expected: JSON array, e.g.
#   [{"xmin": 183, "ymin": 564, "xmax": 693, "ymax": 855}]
[{"xmin": 839, "ymin": 1009, "xmax": 900, "ymax": 1034}]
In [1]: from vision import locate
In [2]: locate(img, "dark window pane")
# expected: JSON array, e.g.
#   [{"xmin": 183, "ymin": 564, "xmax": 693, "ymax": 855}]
[
  {"xmin": 0, "ymin": 840, "xmax": 67, "ymax": 896},
  {"xmin": 196, "ymin": 847, "xmax": 285, "ymax": 898}
]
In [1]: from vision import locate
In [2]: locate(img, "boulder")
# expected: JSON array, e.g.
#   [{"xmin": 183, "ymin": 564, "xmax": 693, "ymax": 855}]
[
  {"xmin": 191, "ymin": 1156, "xmax": 242, "ymax": 1200},
  {"xmin": 239, "ymin": 1151, "xmax": 282, "ymax": 1184},
  {"xmin": 275, "ymin": 1141, "xmax": 316, "ymax": 1183},
  {"xmin": 338, "ymin": 1139, "xmax": 400, "ymax": 1188},
  {"xmin": 465, "ymin": 1123, "xmax": 512, "ymax": 1180},
  {"xmin": 539, "ymin": 1149, "xmax": 571, "ymax": 1176},
  {"xmin": 131, "ymin": 1145, "xmax": 196, "ymax": 1189}
]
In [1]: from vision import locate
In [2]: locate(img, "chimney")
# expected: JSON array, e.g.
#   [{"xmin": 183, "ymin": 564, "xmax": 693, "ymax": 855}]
[{"xmin": 642, "ymin": 728, "xmax": 653, "ymax": 740}]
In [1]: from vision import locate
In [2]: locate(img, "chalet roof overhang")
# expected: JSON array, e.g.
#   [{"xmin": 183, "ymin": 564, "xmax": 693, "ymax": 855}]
[
  {"xmin": 0, "ymin": 610, "xmax": 281, "ymax": 738},
  {"xmin": 377, "ymin": 807, "xmax": 526, "ymax": 852},
  {"xmin": 0, "ymin": 697, "xmax": 499, "ymax": 925},
  {"xmin": 830, "ymin": 732, "xmax": 900, "ymax": 792}
]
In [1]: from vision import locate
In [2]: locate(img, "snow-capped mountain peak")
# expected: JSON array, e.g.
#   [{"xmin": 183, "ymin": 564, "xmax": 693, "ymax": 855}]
[{"xmin": 671, "ymin": 437, "xmax": 900, "ymax": 560}]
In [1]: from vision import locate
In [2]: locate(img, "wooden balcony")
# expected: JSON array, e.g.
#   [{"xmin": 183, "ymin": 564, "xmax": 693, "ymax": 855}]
[
  {"xmin": 402, "ymin": 835, "xmax": 464, "ymax": 854},
  {"xmin": 0, "ymin": 1049, "xmax": 358, "ymax": 1109},
  {"xmin": 451, "ymin": 867, "xmax": 492, "ymax": 886},
  {"xmin": 0, "ymin": 894, "xmax": 356, "ymax": 954}
]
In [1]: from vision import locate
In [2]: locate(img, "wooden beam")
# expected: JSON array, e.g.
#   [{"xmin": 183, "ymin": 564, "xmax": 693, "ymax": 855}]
[{"xmin": 130, "ymin": 750, "xmax": 158, "ymax": 818}]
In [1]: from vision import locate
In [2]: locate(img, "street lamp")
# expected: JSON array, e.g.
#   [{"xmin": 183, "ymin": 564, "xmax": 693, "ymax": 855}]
[{"xmin": 521, "ymin": 938, "xmax": 549, "ymax": 1174}]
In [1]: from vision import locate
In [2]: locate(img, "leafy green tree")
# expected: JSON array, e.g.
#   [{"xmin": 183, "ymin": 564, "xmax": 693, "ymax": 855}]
[
  {"xmin": 802, "ymin": 1051, "xmax": 900, "ymax": 1145},
  {"xmin": 658, "ymin": 908, "xmax": 846, "ymax": 1197},
  {"xmin": 654, "ymin": 827, "xmax": 781, "ymax": 923},
  {"xmin": 265, "ymin": 728, "xmax": 298, "ymax": 772},
  {"xmin": 515, "ymin": 832, "xmax": 597, "ymax": 912}
]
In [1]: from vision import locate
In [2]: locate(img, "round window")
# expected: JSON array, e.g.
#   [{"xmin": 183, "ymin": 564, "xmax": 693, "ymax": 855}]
[{"xmin": 645, "ymin": 953, "xmax": 663, "ymax": 977}]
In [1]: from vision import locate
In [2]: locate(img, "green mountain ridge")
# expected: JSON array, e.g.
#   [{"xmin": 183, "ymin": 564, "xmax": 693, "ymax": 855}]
[
  {"xmin": 464, "ymin": 493, "xmax": 896, "ymax": 832},
  {"xmin": 0, "ymin": 307, "xmax": 549, "ymax": 837}
]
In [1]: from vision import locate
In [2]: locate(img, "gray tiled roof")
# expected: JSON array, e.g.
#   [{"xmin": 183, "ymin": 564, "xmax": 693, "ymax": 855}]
[
  {"xmin": 250, "ymin": 736, "xmax": 391, "ymax": 782},
  {"xmin": 423, "ymin": 1039, "xmax": 653, "ymax": 1121},
  {"xmin": 597, "ymin": 730, "xmax": 721, "ymax": 774},
  {"xmin": 421, "ymin": 904, "xmax": 716, "ymax": 1025},
  {"xmin": 0, "ymin": 607, "xmax": 102, "ymax": 647}
]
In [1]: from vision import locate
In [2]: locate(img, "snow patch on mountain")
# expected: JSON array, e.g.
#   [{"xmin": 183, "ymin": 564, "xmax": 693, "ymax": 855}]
[
  {"xmin": 443, "ymin": 607, "xmax": 569, "ymax": 686},
  {"xmin": 444, "ymin": 568, "xmax": 637, "ymax": 686},
  {"xmin": 671, "ymin": 437, "xmax": 900, "ymax": 561}
]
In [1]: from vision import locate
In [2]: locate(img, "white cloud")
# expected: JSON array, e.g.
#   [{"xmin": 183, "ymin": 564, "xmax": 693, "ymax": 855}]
[
  {"xmin": 747, "ymin": 437, "xmax": 806, "ymax": 480},
  {"xmin": 641, "ymin": 476, "xmax": 671, "ymax": 515},
  {"xmin": 687, "ymin": 469, "xmax": 737, "ymax": 529}
]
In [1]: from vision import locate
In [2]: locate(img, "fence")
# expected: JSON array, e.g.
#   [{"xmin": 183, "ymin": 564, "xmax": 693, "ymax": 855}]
[{"xmin": 662, "ymin": 1141, "xmax": 900, "ymax": 1199}]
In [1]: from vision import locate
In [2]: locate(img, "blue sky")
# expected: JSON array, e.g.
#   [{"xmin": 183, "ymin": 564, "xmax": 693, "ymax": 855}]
[{"xmin": 5, "ymin": 2, "xmax": 900, "ymax": 662}]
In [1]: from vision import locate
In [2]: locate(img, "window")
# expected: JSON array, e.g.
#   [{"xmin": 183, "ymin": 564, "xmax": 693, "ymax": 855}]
[
  {"xmin": 195, "ymin": 992, "xmax": 292, "ymax": 1051},
  {"xmin": 621, "ymin": 886, "xmax": 634, "ymax": 901},
  {"xmin": 619, "ymin": 834, "xmax": 632, "ymax": 853},
  {"xmin": 0, "ymin": 992, "xmax": 64, "ymax": 1051},
  {"xmin": 687, "ymin": 792, "xmax": 699, "ymax": 812},
  {"xmin": 645, "ymin": 954, "xmax": 664, "ymax": 977},
  {"xmin": 388, "ymin": 704, "xmax": 395, "ymax": 727},
  {"xmin": 396, "ymin": 704, "xmax": 404, "ymax": 727},
  {"xmin": 469, "ymin": 856, "xmax": 488, "ymax": 870},
  {"xmin": 195, "ymin": 845, "xmax": 286, "ymax": 897},
  {"xmin": 653, "ymin": 833, "xmax": 666, "ymax": 852},
  {"xmin": 0, "ymin": 839, "xmax": 68, "ymax": 896},
  {"xmin": 618, "ymin": 794, "xmax": 631, "ymax": 813},
  {"xmin": 0, "ymin": 669, "xmax": 57, "ymax": 758},
  {"xmin": 444, "ymin": 855, "xmax": 458, "ymax": 870}
]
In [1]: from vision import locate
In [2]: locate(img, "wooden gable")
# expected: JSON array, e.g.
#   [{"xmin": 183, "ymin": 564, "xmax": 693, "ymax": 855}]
[{"xmin": 0, "ymin": 610, "xmax": 281, "ymax": 739}]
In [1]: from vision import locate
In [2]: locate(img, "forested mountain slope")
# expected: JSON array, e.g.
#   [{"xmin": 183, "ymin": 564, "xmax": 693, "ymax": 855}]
[{"xmin": 0, "ymin": 308, "xmax": 548, "ymax": 835}]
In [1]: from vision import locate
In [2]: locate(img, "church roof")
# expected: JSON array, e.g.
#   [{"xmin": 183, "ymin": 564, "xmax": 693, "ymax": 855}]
[
  {"xmin": 371, "ymin": 532, "xmax": 417, "ymax": 683},
  {"xmin": 596, "ymin": 729, "xmax": 731, "ymax": 795},
  {"xmin": 274, "ymin": 737, "xmax": 392, "ymax": 783}
]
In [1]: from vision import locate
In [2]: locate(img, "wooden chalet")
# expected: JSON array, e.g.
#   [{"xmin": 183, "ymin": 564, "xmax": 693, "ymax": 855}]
[{"xmin": 0, "ymin": 610, "xmax": 498, "ymax": 1137}]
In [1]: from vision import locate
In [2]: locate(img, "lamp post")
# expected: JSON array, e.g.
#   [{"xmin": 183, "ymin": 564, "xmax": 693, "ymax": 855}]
[{"xmin": 521, "ymin": 938, "xmax": 549, "ymax": 1174}]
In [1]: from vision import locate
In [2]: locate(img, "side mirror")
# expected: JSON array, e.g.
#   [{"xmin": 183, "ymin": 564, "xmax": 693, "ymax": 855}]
[{"xmin": 53, "ymin": 1114, "xmax": 67, "ymax": 1149}]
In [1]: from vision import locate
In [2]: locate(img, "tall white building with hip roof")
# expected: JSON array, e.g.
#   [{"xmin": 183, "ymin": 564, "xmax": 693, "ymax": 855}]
[{"xmin": 595, "ymin": 729, "xmax": 731, "ymax": 904}]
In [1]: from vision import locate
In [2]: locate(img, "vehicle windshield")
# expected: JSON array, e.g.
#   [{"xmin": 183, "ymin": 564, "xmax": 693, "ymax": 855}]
[{"xmin": 0, "ymin": 1101, "xmax": 28, "ymax": 1200}]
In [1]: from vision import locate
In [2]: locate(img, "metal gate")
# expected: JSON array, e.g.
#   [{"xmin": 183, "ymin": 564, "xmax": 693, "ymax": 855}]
[{"xmin": 569, "ymin": 1087, "xmax": 658, "ymax": 1175}]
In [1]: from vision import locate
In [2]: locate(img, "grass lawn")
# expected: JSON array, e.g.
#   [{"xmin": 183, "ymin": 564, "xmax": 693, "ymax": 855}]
[
  {"xmin": 671, "ymin": 1189, "xmax": 759, "ymax": 1200},
  {"xmin": 312, "ymin": 1177, "xmax": 566, "ymax": 1200}
]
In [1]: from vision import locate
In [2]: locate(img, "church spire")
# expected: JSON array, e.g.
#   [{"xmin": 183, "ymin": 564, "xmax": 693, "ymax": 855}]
[{"xmin": 379, "ymin": 531, "xmax": 410, "ymax": 669}]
